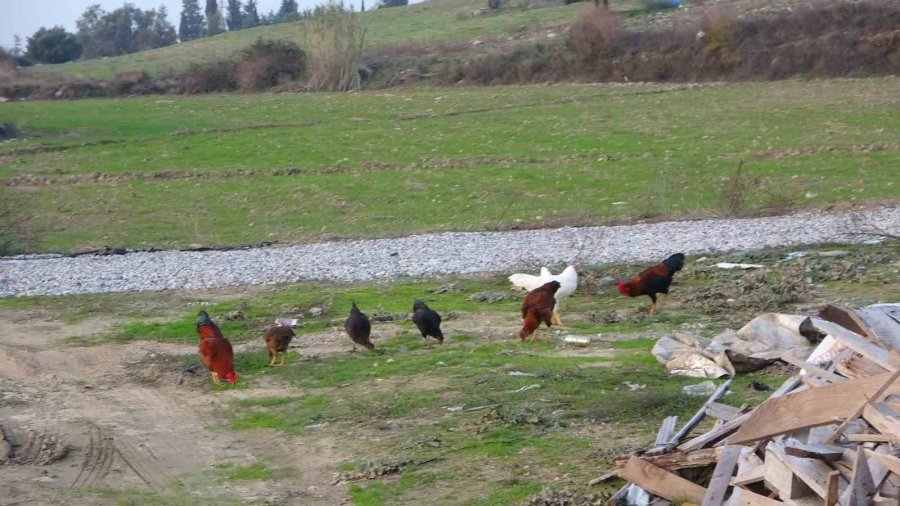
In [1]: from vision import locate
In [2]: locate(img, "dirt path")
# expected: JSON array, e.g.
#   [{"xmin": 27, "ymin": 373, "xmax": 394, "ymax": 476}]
[{"xmin": 0, "ymin": 310, "xmax": 352, "ymax": 505}]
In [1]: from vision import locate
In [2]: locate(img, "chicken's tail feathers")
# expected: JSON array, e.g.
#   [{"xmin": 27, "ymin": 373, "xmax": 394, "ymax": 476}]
[
  {"xmin": 663, "ymin": 253, "xmax": 686, "ymax": 273},
  {"xmin": 509, "ymin": 273, "xmax": 539, "ymax": 291}
]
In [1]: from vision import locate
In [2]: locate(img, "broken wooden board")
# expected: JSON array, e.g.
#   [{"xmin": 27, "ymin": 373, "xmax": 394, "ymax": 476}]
[
  {"xmin": 615, "ymin": 448, "xmax": 719, "ymax": 471},
  {"xmin": 729, "ymin": 372, "xmax": 900, "ymax": 444},
  {"xmin": 655, "ymin": 415, "xmax": 679, "ymax": 446},
  {"xmin": 766, "ymin": 441, "xmax": 847, "ymax": 499},
  {"xmin": 702, "ymin": 445, "xmax": 742, "ymax": 506},
  {"xmin": 765, "ymin": 443, "xmax": 814, "ymax": 499},
  {"xmin": 619, "ymin": 456, "xmax": 707, "ymax": 504},
  {"xmin": 784, "ymin": 442, "xmax": 844, "ymax": 462},
  {"xmin": 681, "ymin": 411, "xmax": 754, "ymax": 451},
  {"xmin": 835, "ymin": 352, "xmax": 890, "ymax": 379},
  {"xmin": 780, "ymin": 353, "xmax": 847, "ymax": 383},
  {"xmin": 855, "ymin": 304, "xmax": 900, "ymax": 352},
  {"xmin": 725, "ymin": 487, "xmax": 785, "ymax": 506},
  {"xmin": 862, "ymin": 402, "xmax": 900, "ymax": 439},
  {"xmin": 819, "ymin": 304, "xmax": 876, "ymax": 341},
  {"xmin": 812, "ymin": 320, "xmax": 896, "ymax": 372}
]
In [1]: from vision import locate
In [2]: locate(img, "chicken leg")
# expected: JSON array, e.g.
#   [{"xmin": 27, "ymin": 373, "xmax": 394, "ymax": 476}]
[
  {"xmin": 531, "ymin": 328, "xmax": 540, "ymax": 343},
  {"xmin": 551, "ymin": 308, "xmax": 563, "ymax": 326},
  {"xmin": 211, "ymin": 371, "xmax": 220, "ymax": 384},
  {"xmin": 278, "ymin": 352, "xmax": 287, "ymax": 366},
  {"xmin": 268, "ymin": 354, "xmax": 277, "ymax": 367},
  {"xmin": 656, "ymin": 293, "xmax": 666, "ymax": 313}
]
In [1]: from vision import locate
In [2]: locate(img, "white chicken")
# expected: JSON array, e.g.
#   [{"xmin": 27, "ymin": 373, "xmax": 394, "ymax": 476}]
[{"xmin": 508, "ymin": 264, "xmax": 578, "ymax": 325}]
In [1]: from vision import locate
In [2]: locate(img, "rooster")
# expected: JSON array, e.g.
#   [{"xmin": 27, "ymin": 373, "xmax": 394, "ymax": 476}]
[
  {"xmin": 263, "ymin": 326, "xmax": 295, "ymax": 367},
  {"xmin": 199, "ymin": 333, "xmax": 237, "ymax": 385},
  {"xmin": 519, "ymin": 281, "xmax": 560, "ymax": 342},
  {"xmin": 196, "ymin": 310, "xmax": 223, "ymax": 341},
  {"xmin": 345, "ymin": 302, "xmax": 374, "ymax": 352},
  {"xmin": 617, "ymin": 253, "xmax": 685, "ymax": 315},
  {"xmin": 412, "ymin": 300, "xmax": 444, "ymax": 345},
  {"xmin": 509, "ymin": 265, "xmax": 578, "ymax": 325}
]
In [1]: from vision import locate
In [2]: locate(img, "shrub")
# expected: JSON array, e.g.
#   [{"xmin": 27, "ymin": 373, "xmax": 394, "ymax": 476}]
[
  {"xmin": 26, "ymin": 26, "xmax": 82, "ymax": 64},
  {"xmin": 236, "ymin": 38, "xmax": 307, "ymax": 91},
  {"xmin": 568, "ymin": 6, "xmax": 620, "ymax": 66},
  {"xmin": 305, "ymin": 1, "xmax": 366, "ymax": 91},
  {"xmin": 179, "ymin": 60, "xmax": 237, "ymax": 93}
]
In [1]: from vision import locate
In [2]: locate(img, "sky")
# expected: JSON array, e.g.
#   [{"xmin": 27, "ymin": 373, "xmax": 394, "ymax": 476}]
[{"xmin": 0, "ymin": 0, "xmax": 335, "ymax": 49}]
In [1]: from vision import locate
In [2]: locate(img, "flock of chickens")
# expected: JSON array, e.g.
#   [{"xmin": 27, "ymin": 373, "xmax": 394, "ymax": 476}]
[{"xmin": 193, "ymin": 253, "xmax": 685, "ymax": 386}]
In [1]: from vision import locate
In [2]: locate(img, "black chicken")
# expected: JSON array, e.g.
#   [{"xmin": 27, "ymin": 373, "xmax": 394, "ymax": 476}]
[
  {"xmin": 345, "ymin": 301, "xmax": 374, "ymax": 352},
  {"xmin": 412, "ymin": 300, "xmax": 444, "ymax": 345}
]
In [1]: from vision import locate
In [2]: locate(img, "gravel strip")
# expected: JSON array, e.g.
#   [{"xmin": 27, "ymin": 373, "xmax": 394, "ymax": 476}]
[{"xmin": 1, "ymin": 208, "xmax": 897, "ymax": 297}]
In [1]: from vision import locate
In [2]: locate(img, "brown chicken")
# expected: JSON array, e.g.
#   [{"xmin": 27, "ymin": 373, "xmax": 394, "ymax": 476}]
[
  {"xmin": 617, "ymin": 253, "xmax": 685, "ymax": 315},
  {"xmin": 199, "ymin": 333, "xmax": 237, "ymax": 385},
  {"xmin": 345, "ymin": 301, "xmax": 374, "ymax": 352},
  {"xmin": 264, "ymin": 326, "xmax": 295, "ymax": 367},
  {"xmin": 519, "ymin": 281, "xmax": 561, "ymax": 342},
  {"xmin": 196, "ymin": 310, "xmax": 223, "ymax": 341}
]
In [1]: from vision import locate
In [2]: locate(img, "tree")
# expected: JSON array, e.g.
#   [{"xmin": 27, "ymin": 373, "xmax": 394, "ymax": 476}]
[
  {"xmin": 378, "ymin": 0, "xmax": 408, "ymax": 8},
  {"xmin": 226, "ymin": 0, "xmax": 243, "ymax": 30},
  {"xmin": 152, "ymin": 6, "xmax": 178, "ymax": 47},
  {"xmin": 26, "ymin": 26, "xmax": 82, "ymax": 64},
  {"xmin": 243, "ymin": 0, "xmax": 259, "ymax": 28},
  {"xmin": 279, "ymin": 0, "xmax": 299, "ymax": 22},
  {"xmin": 205, "ymin": 0, "xmax": 224, "ymax": 35},
  {"xmin": 180, "ymin": 0, "xmax": 205, "ymax": 41},
  {"xmin": 12, "ymin": 35, "xmax": 23, "ymax": 57}
]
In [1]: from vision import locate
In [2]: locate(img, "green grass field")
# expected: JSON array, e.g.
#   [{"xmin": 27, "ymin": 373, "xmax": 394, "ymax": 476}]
[
  {"xmin": 2, "ymin": 78, "xmax": 898, "ymax": 253},
  {"xmin": 32, "ymin": 0, "xmax": 596, "ymax": 80}
]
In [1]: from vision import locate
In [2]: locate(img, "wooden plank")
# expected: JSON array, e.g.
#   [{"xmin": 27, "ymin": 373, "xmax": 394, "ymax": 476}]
[
  {"xmin": 836, "ymin": 353, "xmax": 890, "ymax": 380},
  {"xmin": 823, "ymin": 368, "xmax": 900, "ymax": 444},
  {"xmin": 732, "ymin": 466, "xmax": 765, "ymax": 487},
  {"xmin": 780, "ymin": 353, "xmax": 847, "ymax": 383},
  {"xmin": 819, "ymin": 304, "xmax": 876, "ymax": 340},
  {"xmin": 824, "ymin": 470, "xmax": 840, "ymax": 506},
  {"xmin": 615, "ymin": 448, "xmax": 719, "ymax": 471},
  {"xmin": 619, "ymin": 456, "xmax": 707, "ymax": 504},
  {"xmin": 681, "ymin": 411, "xmax": 753, "ymax": 451},
  {"xmin": 707, "ymin": 402, "xmax": 741, "ymax": 421},
  {"xmin": 812, "ymin": 320, "xmax": 895, "ymax": 372},
  {"xmin": 770, "ymin": 442, "xmax": 847, "ymax": 499},
  {"xmin": 725, "ymin": 487, "xmax": 785, "ymax": 506},
  {"xmin": 765, "ymin": 444, "xmax": 813, "ymax": 499},
  {"xmin": 862, "ymin": 402, "xmax": 900, "ymax": 439},
  {"xmin": 864, "ymin": 449, "xmax": 900, "ymax": 478},
  {"xmin": 846, "ymin": 433, "xmax": 894, "ymax": 443},
  {"xmin": 856, "ymin": 305, "xmax": 900, "ymax": 352},
  {"xmin": 666, "ymin": 379, "xmax": 732, "ymax": 449},
  {"xmin": 840, "ymin": 446, "xmax": 890, "ymax": 505},
  {"xmin": 783, "ymin": 442, "xmax": 844, "ymax": 462},
  {"xmin": 729, "ymin": 372, "xmax": 900, "ymax": 445},
  {"xmin": 703, "ymin": 445, "xmax": 741, "ymax": 506},
  {"xmin": 847, "ymin": 447, "xmax": 876, "ymax": 504},
  {"xmin": 655, "ymin": 415, "xmax": 678, "ymax": 446}
]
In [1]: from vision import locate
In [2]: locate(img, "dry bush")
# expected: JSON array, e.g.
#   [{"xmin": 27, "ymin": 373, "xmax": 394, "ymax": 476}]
[
  {"xmin": 179, "ymin": 60, "xmax": 237, "ymax": 94},
  {"xmin": 236, "ymin": 38, "xmax": 307, "ymax": 92},
  {"xmin": 568, "ymin": 5, "xmax": 620, "ymax": 66},
  {"xmin": 305, "ymin": 1, "xmax": 366, "ymax": 92},
  {"xmin": 701, "ymin": 7, "xmax": 741, "ymax": 53}
]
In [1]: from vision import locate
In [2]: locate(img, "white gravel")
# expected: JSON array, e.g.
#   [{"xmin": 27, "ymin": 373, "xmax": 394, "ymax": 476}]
[{"xmin": 1, "ymin": 208, "xmax": 897, "ymax": 297}]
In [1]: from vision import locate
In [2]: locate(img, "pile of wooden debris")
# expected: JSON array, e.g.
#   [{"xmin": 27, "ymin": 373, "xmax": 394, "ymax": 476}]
[{"xmin": 596, "ymin": 304, "xmax": 900, "ymax": 505}]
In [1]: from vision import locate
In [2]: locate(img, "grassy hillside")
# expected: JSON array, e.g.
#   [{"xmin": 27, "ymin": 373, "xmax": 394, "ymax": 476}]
[
  {"xmin": 2, "ymin": 78, "xmax": 898, "ymax": 253},
  {"xmin": 33, "ymin": 0, "xmax": 591, "ymax": 80}
]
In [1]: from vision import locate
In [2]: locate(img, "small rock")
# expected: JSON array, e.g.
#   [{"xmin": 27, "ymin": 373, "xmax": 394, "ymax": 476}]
[
  {"xmin": 307, "ymin": 307, "xmax": 324, "ymax": 317},
  {"xmin": 623, "ymin": 381, "xmax": 645, "ymax": 391},
  {"xmin": 683, "ymin": 381, "xmax": 717, "ymax": 397}
]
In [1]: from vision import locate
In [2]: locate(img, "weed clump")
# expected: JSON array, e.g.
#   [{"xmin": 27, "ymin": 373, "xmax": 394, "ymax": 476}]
[{"xmin": 236, "ymin": 38, "xmax": 307, "ymax": 92}]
